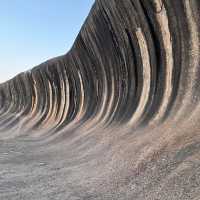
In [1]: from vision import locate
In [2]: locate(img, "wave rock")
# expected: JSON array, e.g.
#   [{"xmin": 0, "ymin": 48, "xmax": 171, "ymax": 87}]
[{"xmin": 0, "ymin": 0, "xmax": 200, "ymax": 199}]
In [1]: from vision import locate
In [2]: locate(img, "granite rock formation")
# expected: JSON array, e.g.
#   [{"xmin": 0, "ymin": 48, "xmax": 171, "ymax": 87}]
[{"xmin": 0, "ymin": 0, "xmax": 200, "ymax": 199}]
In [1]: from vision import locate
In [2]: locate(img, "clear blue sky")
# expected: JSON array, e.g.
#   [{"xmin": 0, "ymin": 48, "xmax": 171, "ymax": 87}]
[{"xmin": 0, "ymin": 0, "xmax": 95, "ymax": 83}]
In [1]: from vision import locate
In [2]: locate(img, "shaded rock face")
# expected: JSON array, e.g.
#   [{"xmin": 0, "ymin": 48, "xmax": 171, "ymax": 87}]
[{"xmin": 0, "ymin": 0, "xmax": 200, "ymax": 199}]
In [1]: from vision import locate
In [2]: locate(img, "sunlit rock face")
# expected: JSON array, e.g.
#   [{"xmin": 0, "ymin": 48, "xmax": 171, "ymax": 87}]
[{"xmin": 0, "ymin": 0, "xmax": 200, "ymax": 199}]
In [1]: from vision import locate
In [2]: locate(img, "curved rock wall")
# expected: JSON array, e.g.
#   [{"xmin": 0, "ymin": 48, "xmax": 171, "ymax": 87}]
[{"xmin": 0, "ymin": 0, "xmax": 200, "ymax": 199}]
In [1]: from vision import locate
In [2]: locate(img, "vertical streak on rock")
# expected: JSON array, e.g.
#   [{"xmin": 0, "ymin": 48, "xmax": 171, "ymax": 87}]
[
  {"xmin": 150, "ymin": 0, "xmax": 173, "ymax": 124},
  {"xmin": 128, "ymin": 28, "xmax": 151, "ymax": 126}
]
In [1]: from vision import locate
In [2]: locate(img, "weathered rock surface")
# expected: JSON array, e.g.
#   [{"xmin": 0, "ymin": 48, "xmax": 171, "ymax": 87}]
[{"xmin": 0, "ymin": 0, "xmax": 200, "ymax": 199}]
